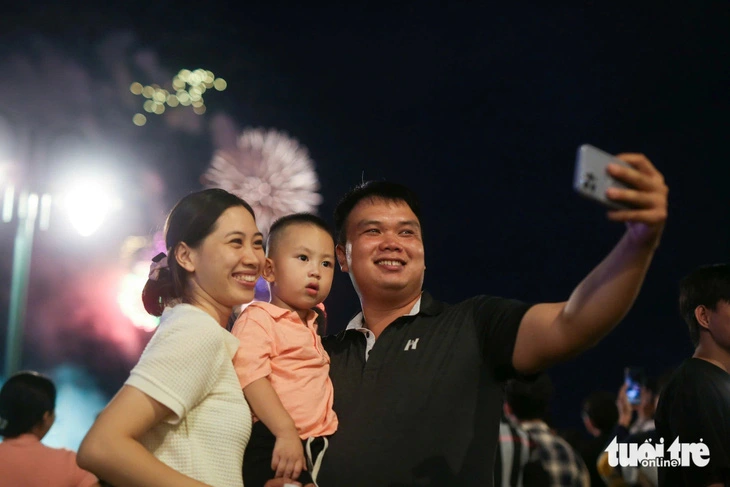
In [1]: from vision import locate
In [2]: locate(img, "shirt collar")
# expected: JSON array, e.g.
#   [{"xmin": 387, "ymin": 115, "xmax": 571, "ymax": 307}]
[
  {"xmin": 246, "ymin": 301, "xmax": 317, "ymax": 326},
  {"xmin": 346, "ymin": 293, "xmax": 426, "ymax": 332}
]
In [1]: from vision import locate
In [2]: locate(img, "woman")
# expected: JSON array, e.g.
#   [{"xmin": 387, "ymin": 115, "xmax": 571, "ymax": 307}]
[
  {"xmin": 0, "ymin": 371, "xmax": 100, "ymax": 487},
  {"xmin": 78, "ymin": 189, "xmax": 302, "ymax": 487}
]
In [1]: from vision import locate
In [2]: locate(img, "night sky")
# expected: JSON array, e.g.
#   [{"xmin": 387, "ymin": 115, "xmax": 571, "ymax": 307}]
[{"xmin": 1, "ymin": 2, "xmax": 729, "ymax": 438}]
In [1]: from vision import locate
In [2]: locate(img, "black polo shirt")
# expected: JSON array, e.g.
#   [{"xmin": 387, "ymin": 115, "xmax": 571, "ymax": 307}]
[{"xmin": 318, "ymin": 291, "xmax": 531, "ymax": 487}]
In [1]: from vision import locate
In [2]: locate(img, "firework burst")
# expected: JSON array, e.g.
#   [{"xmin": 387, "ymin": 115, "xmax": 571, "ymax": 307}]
[{"xmin": 202, "ymin": 128, "xmax": 323, "ymax": 235}]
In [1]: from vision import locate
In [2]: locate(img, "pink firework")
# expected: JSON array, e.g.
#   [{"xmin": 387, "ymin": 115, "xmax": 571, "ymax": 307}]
[{"xmin": 202, "ymin": 128, "xmax": 323, "ymax": 236}]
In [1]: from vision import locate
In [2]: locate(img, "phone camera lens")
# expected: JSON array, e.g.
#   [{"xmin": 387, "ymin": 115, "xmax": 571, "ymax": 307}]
[{"xmin": 582, "ymin": 173, "xmax": 597, "ymax": 192}]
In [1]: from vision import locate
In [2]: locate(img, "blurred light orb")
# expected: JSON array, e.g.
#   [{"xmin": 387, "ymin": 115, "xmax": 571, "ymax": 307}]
[
  {"xmin": 129, "ymin": 82, "xmax": 143, "ymax": 95},
  {"xmin": 132, "ymin": 114, "xmax": 147, "ymax": 126},
  {"xmin": 213, "ymin": 78, "xmax": 227, "ymax": 91},
  {"xmin": 63, "ymin": 181, "xmax": 120, "ymax": 237},
  {"xmin": 118, "ymin": 261, "xmax": 159, "ymax": 331}
]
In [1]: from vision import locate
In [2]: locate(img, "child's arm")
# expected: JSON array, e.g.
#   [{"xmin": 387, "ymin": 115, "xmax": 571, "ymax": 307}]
[{"xmin": 244, "ymin": 378, "xmax": 306, "ymax": 481}]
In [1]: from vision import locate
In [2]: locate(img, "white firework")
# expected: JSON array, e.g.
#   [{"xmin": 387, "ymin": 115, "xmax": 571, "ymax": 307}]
[{"xmin": 202, "ymin": 128, "xmax": 323, "ymax": 235}]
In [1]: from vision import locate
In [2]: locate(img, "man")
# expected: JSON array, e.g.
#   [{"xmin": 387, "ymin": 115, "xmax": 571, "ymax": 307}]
[
  {"xmin": 580, "ymin": 391, "xmax": 619, "ymax": 486},
  {"xmin": 504, "ymin": 374, "xmax": 590, "ymax": 486},
  {"xmin": 319, "ymin": 152, "xmax": 667, "ymax": 486},
  {"xmin": 596, "ymin": 374, "xmax": 672, "ymax": 487},
  {"xmin": 655, "ymin": 264, "xmax": 730, "ymax": 487},
  {"xmin": 495, "ymin": 410, "xmax": 547, "ymax": 487}
]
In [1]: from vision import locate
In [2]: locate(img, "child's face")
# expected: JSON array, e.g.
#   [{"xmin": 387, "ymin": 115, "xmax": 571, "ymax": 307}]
[{"xmin": 266, "ymin": 223, "xmax": 335, "ymax": 315}]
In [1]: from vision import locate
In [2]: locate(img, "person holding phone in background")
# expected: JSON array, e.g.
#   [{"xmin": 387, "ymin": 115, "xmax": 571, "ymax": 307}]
[{"xmin": 623, "ymin": 367, "xmax": 658, "ymax": 435}]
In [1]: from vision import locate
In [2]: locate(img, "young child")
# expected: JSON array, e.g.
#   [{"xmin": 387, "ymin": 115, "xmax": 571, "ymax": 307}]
[{"xmin": 232, "ymin": 213, "xmax": 338, "ymax": 487}]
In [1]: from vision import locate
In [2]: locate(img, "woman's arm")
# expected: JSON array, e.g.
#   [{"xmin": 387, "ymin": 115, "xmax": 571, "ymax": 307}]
[{"xmin": 77, "ymin": 385, "xmax": 210, "ymax": 487}]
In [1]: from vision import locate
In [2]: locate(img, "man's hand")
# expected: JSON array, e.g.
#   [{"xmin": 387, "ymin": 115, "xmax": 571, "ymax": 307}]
[
  {"xmin": 616, "ymin": 383, "xmax": 633, "ymax": 428},
  {"xmin": 272, "ymin": 432, "xmax": 306, "ymax": 480},
  {"xmin": 636, "ymin": 385, "xmax": 655, "ymax": 421},
  {"xmin": 605, "ymin": 153, "xmax": 669, "ymax": 248}
]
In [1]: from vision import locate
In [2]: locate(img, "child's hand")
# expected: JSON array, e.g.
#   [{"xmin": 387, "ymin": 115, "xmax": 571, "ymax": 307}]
[{"xmin": 272, "ymin": 432, "xmax": 306, "ymax": 480}]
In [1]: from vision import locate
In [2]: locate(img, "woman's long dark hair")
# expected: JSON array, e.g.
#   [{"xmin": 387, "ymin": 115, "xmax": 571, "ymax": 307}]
[{"xmin": 142, "ymin": 189, "xmax": 256, "ymax": 316}]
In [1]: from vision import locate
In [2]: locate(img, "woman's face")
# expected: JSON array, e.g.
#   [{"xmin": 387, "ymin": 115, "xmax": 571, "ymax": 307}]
[{"xmin": 181, "ymin": 206, "xmax": 265, "ymax": 321}]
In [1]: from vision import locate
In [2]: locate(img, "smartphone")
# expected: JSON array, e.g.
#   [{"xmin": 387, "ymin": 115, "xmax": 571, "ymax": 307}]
[
  {"xmin": 624, "ymin": 367, "xmax": 645, "ymax": 406},
  {"xmin": 574, "ymin": 144, "xmax": 635, "ymax": 210}
]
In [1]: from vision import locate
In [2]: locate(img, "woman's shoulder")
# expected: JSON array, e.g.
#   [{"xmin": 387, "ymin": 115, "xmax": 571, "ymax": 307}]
[{"xmin": 142, "ymin": 304, "xmax": 238, "ymax": 359}]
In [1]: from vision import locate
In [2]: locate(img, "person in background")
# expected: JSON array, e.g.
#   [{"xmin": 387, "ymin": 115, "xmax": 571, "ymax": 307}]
[
  {"xmin": 494, "ymin": 409, "xmax": 545, "ymax": 487},
  {"xmin": 655, "ymin": 263, "xmax": 730, "ymax": 487},
  {"xmin": 505, "ymin": 374, "xmax": 590, "ymax": 486},
  {"xmin": 0, "ymin": 371, "xmax": 100, "ymax": 487},
  {"xmin": 581, "ymin": 391, "xmax": 619, "ymax": 486},
  {"xmin": 596, "ymin": 372, "xmax": 673, "ymax": 487}
]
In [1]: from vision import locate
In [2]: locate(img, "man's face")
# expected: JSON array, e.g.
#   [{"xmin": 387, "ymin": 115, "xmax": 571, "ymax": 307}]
[{"xmin": 336, "ymin": 198, "xmax": 425, "ymax": 302}]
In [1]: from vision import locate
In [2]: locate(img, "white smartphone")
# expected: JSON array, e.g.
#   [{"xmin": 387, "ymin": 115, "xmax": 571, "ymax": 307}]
[{"xmin": 574, "ymin": 144, "xmax": 635, "ymax": 210}]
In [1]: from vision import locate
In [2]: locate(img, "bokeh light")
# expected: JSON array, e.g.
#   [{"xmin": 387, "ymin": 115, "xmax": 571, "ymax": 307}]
[
  {"xmin": 132, "ymin": 113, "xmax": 147, "ymax": 126},
  {"xmin": 130, "ymin": 68, "xmax": 227, "ymax": 124},
  {"xmin": 62, "ymin": 179, "xmax": 121, "ymax": 237},
  {"xmin": 117, "ymin": 260, "xmax": 159, "ymax": 331}
]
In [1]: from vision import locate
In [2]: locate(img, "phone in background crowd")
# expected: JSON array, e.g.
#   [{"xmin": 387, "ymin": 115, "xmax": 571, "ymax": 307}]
[{"xmin": 624, "ymin": 367, "xmax": 645, "ymax": 406}]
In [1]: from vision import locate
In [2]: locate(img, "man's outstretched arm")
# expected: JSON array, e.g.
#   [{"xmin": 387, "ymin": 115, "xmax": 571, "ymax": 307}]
[{"xmin": 512, "ymin": 153, "xmax": 668, "ymax": 375}]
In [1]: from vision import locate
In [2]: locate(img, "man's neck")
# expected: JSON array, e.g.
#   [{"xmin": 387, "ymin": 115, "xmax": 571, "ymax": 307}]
[
  {"xmin": 361, "ymin": 293, "xmax": 421, "ymax": 339},
  {"xmin": 693, "ymin": 341, "xmax": 730, "ymax": 373}
]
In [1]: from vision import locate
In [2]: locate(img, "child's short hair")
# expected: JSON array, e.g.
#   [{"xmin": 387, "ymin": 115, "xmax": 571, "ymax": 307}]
[{"xmin": 266, "ymin": 213, "xmax": 334, "ymax": 257}]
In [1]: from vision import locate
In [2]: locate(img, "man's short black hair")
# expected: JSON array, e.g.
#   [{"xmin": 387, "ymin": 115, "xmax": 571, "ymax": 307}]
[
  {"xmin": 582, "ymin": 391, "xmax": 618, "ymax": 433},
  {"xmin": 505, "ymin": 373, "xmax": 554, "ymax": 421},
  {"xmin": 679, "ymin": 263, "xmax": 730, "ymax": 347},
  {"xmin": 266, "ymin": 213, "xmax": 333, "ymax": 257},
  {"xmin": 333, "ymin": 181, "xmax": 421, "ymax": 245}
]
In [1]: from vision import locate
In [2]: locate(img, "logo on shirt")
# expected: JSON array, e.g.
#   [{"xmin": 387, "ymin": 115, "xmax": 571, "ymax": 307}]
[
  {"xmin": 605, "ymin": 436, "xmax": 710, "ymax": 468},
  {"xmin": 404, "ymin": 338, "xmax": 420, "ymax": 351}
]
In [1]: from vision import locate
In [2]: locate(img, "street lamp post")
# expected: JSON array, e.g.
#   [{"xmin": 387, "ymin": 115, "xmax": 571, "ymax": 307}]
[
  {"xmin": 0, "ymin": 112, "xmax": 121, "ymax": 377},
  {"xmin": 4, "ymin": 190, "xmax": 51, "ymax": 376}
]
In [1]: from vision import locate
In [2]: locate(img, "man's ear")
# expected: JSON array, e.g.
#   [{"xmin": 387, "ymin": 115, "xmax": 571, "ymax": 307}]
[
  {"xmin": 262, "ymin": 258, "xmax": 276, "ymax": 283},
  {"xmin": 695, "ymin": 305, "xmax": 711, "ymax": 331},
  {"xmin": 175, "ymin": 242, "xmax": 195, "ymax": 273},
  {"xmin": 336, "ymin": 244, "xmax": 348, "ymax": 272}
]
